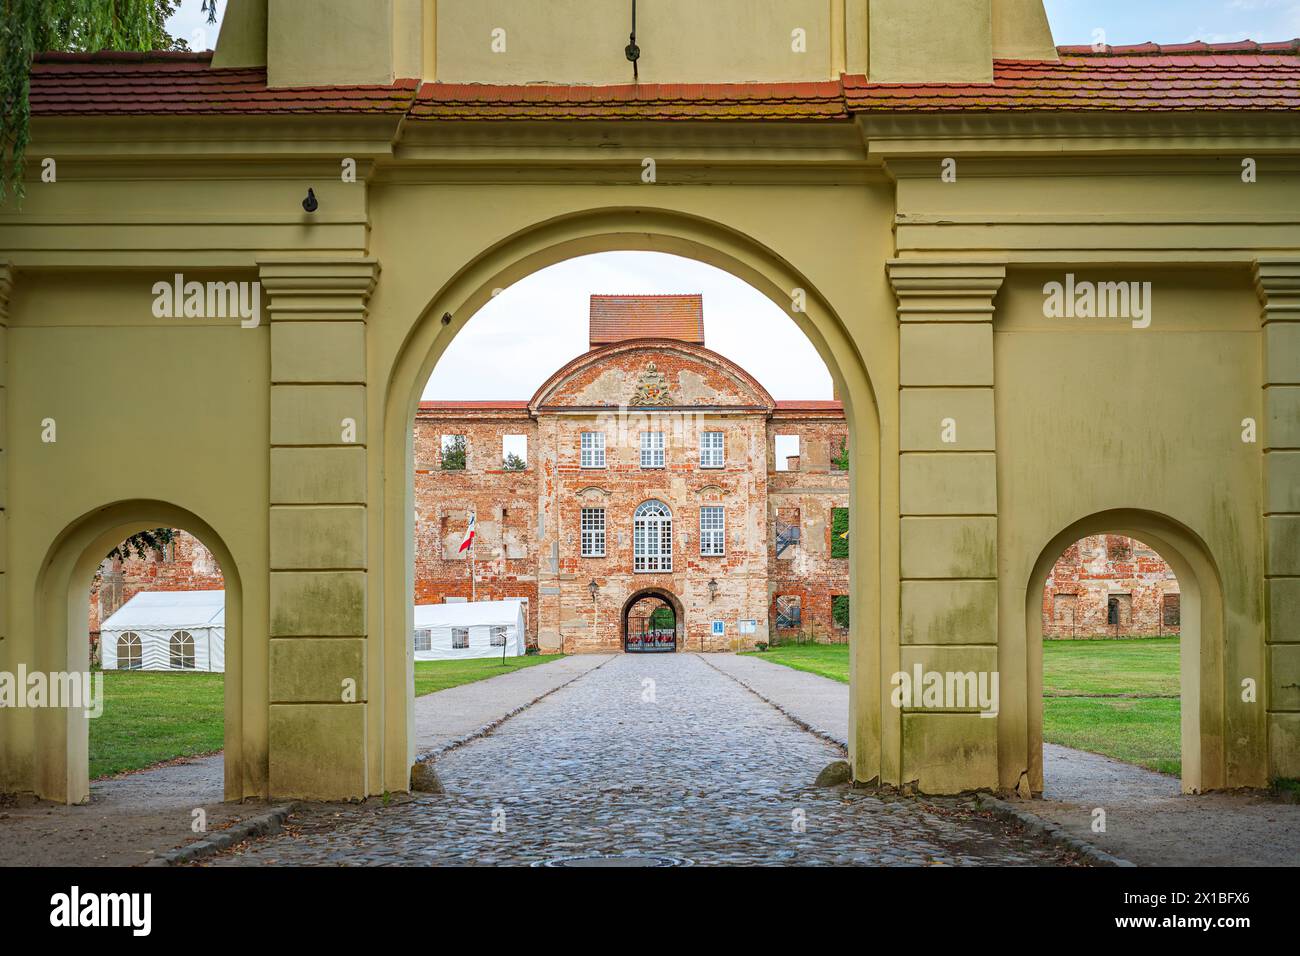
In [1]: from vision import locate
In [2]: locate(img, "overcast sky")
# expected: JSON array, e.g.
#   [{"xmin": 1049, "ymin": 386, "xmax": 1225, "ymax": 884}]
[{"xmin": 166, "ymin": 0, "xmax": 1300, "ymax": 400}]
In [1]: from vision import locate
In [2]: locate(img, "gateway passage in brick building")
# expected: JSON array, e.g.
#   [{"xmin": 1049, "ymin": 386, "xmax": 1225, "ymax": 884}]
[{"xmin": 415, "ymin": 294, "xmax": 851, "ymax": 654}]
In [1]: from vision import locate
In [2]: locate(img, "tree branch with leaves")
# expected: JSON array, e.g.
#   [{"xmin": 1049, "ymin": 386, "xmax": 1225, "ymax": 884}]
[{"xmin": 1, "ymin": 0, "xmax": 194, "ymax": 203}]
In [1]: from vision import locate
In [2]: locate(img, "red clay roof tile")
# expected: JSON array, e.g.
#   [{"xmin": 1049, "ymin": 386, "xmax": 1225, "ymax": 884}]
[
  {"xmin": 772, "ymin": 400, "xmax": 844, "ymax": 413},
  {"xmin": 589, "ymin": 295, "xmax": 706, "ymax": 348},
  {"xmin": 29, "ymin": 52, "xmax": 416, "ymax": 115},
  {"xmin": 26, "ymin": 40, "xmax": 1300, "ymax": 118},
  {"xmin": 847, "ymin": 40, "xmax": 1300, "ymax": 112},
  {"xmin": 417, "ymin": 400, "xmax": 531, "ymax": 413},
  {"xmin": 410, "ymin": 79, "xmax": 847, "ymax": 121}
]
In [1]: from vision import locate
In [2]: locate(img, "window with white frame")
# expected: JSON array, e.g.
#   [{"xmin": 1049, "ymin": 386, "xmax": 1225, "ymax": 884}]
[
  {"xmin": 413, "ymin": 628, "xmax": 432, "ymax": 652},
  {"xmin": 700, "ymin": 505, "xmax": 726, "ymax": 556},
  {"xmin": 490, "ymin": 625, "xmax": 507, "ymax": 647},
  {"xmin": 451, "ymin": 627, "xmax": 469, "ymax": 649},
  {"xmin": 700, "ymin": 431, "xmax": 724, "ymax": 469},
  {"xmin": 640, "ymin": 431, "xmax": 665, "ymax": 468},
  {"xmin": 581, "ymin": 507, "xmax": 606, "ymax": 557},
  {"xmin": 580, "ymin": 431, "xmax": 606, "ymax": 468},
  {"xmin": 117, "ymin": 632, "xmax": 142, "ymax": 670},
  {"xmin": 634, "ymin": 500, "xmax": 673, "ymax": 572},
  {"xmin": 170, "ymin": 631, "xmax": 195, "ymax": 670}
]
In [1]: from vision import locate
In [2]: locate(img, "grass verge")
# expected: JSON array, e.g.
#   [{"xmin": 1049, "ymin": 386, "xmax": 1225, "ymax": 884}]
[
  {"xmin": 89, "ymin": 654, "xmax": 565, "ymax": 778},
  {"xmin": 743, "ymin": 638, "xmax": 1181, "ymax": 774}
]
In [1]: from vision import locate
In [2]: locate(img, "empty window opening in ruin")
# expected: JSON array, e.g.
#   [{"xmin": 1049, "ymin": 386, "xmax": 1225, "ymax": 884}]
[
  {"xmin": 502, "ymin": 434, "xmax": 527, "ymax": 470},
  {"xmin": 774, "ymin": 434, "xmax": 799, "ymax": 471},
  {"xmin": 441, "ymin": 434, "xmax": 467, "ymax": 470}
]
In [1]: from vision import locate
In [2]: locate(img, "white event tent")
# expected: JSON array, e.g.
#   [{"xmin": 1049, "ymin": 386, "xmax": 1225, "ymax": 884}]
[
  {"xmin": 412, "ymin": 599, "xmax": 527, "ymax": 661},
  {"xmin": 100, "ymin": 590, "xmax": 225, "ymax": 672}
]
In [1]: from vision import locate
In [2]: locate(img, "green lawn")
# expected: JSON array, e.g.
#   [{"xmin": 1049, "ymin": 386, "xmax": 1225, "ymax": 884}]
[
  {"xmin": 1042, "ymin": 696, "xmax": 1181, "ymax": 775},
  {"xmin": 90, "ymin": 671, "xmax": 225, "ymax": 779},
  {"xmin": 741, "ymin": 643, "xmax": 850, "ymax": 683},
  {"xmin": 1042, "ymin": 636, "xmax": 1180, "ymax": 698},
  {"xmin": 743, "ymin": 637, "xmax": 1181, "ymax": 775},
  {"xmin": 413, "ymin": 654, "xmax": 563, "ymax": 696},
  {"xmin": 1043, "ymin": 637, "xmax": 1180, "ymax": 774},
  {"xmin": 88, "ymin": 654, "xmax": 564, "ymax": 779}
]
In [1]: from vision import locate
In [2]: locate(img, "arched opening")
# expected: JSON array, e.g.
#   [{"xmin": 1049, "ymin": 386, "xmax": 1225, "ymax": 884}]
[
  {"xmin": 89, "ymin": 531, "xmax": 225, "ymax": 786},
  {"xmin": 33, "ymin": 502, "xmax": 244, "ymax": 805},
  {"xmin": 621, "ymin": 589, "xmax": 684, "ymax": 654},
  {"xmin": 1039, "ymin": 533, "xmax": 1184, "ymax": 787},
  {"xmin": 1024, "ymin": 510, "xmax": 1226, "ymax": 795},
  {"xmin": 383, "ymin": 208, "xmax": 881, "ymax": 793}
]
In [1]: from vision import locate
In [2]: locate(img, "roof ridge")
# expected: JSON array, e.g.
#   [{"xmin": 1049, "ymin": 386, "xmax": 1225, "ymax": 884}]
[
  {"xmin": 1056, "ymin": 38, "xmax": 1300, "ymax": 56},
  {"xmin": 32, "ymin": 49, "xmax": 215, "ymax": 63}
]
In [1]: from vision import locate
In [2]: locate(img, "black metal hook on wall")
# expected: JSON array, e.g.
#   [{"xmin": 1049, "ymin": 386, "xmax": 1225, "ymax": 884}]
[{"xmin": 625, "ymin": 0, "xmax": 640, "ymax": 80}]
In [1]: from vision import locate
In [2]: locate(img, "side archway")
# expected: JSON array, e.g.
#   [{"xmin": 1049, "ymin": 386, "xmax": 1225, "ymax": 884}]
[
  {"xmin": 31, "ymin": 501, "xmax": 247, "ymax": 804},
  {"xmin": 1022, "ymin": 509, "xmax": 1226, "ymax": 795},
  {"xmin": 380, "ymin": 206, "xmax": 883, "ymax": 793}
]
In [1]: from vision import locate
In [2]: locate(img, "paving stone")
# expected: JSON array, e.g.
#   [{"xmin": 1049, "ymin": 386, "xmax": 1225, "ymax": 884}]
[{"xmin": 212, "ymin": 654, "xmax": 1075, "ymax": 866}]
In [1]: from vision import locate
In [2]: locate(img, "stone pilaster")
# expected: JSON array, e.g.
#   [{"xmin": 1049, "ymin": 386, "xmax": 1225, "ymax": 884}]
[
  {"xmin": 0, "ymin": 264, "xmax": 11, "ymax": 642},
  {"xmin": 1255, "ymin": 258, "xmax": 1300, "ymax": 779},
  {"xmin": 259, "ymin": 257, "xmax": 378, "ymax": 800},
  {"xmin": 888, "ymin": 259, "xmax": 1005, "ymax": 793}
]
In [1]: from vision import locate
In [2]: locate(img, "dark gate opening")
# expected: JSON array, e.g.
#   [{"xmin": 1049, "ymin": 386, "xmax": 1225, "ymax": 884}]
[{"xmin": 624, "ymin": 594, "xmax": 678, "ymax": 653}]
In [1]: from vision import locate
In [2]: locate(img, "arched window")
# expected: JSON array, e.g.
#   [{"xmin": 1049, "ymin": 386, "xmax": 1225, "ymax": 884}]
[
  {"xmin": 170, "ymin": 631, "xmax": 196, "ymax": 670},
  {"xmin": 117, "ymin": 632, "xmax": 142, "ymax": 670},
  {"xmin": 634, "ymin": 500, "xmax": 672, "ymax": 572}
]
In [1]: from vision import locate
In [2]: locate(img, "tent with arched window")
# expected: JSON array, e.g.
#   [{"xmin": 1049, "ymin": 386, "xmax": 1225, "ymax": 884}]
[{"xmin": 100, "ymin": 590, "xmax": 225, "ymax": 672}]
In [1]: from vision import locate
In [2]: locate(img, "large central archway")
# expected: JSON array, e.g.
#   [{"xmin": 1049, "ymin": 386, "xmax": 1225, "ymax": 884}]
[{"xmin": 379, "ymin": 206, "xmax": 883, "ymax": 795}]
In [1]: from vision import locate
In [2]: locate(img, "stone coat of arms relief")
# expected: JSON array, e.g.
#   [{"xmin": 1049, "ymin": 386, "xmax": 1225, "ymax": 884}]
[{"xmin": 631, "ymin": 362, "xmax": 674, "ymax": 406}]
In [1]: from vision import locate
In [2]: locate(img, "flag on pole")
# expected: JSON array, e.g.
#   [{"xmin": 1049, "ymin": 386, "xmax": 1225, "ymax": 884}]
[{"xmin": 459, "ymin": 510, "xmax": 477, "ymax": 553}]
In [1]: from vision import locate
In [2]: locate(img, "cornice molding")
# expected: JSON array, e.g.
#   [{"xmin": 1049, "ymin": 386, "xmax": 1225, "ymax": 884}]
[
  {"xmin": 1254, "ymin": 258, "xmax": 1300, "ymax": 321},
  {"xmin": 886, "ymin": 258, "xmax": 1007, "ymax": 322},
  {"xmin": 860, "ymin": 111, "xmax": 1300, "ymax": 159},
  {"xmin": 256, "ymin": 256, "xmax": 381, "ymax": 320}
]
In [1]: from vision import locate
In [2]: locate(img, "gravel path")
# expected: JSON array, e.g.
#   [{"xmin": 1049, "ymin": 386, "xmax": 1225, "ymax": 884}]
[
  {"xmin": 0, "ymin": 755, "xmax": 271, "ymax": 867},
  {"xmin": 703, "ymin": 652, "xmax": 850, "ymax": 748},
  {"xmin": 1032, "ymin": 744, "xmax": 1300, "ymax": 867},
  {"xmin": 210, "ymin": 654, "xmax": 1073, "ymax": 866}
]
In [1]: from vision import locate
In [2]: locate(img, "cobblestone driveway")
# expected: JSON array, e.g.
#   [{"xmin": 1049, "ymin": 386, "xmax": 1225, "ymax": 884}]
[{"xmin": 213, "ymin": 654, "xmax": 1076, "ymax": 866}]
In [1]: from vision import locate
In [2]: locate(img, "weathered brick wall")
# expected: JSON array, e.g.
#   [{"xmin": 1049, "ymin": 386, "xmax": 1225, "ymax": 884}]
[
  {"xmin": 1043, "ymin": 534, "xmax": 1181, "ymax": 638},
  {"xmin": 414, "ymin": 406, "xmax": 541, "ymax": 643},
  {"xmin": 766, "ymin": 413, "xmax": 851, "ymax": 642}
]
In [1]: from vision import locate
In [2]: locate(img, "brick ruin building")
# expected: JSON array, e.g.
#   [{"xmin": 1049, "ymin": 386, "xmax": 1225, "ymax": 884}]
[
  {"xmin": 415, "ymin": 294, "xmax": 851, "ymax": 653},
  {"xmin": 1042, "ymin": 534, "xmax": 1181, "ymax": 638}
]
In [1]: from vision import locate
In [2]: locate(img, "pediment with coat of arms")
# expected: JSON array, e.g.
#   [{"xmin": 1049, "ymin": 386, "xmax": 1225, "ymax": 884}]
[{"xmin": 631, "ymin": 362, "xmax": 674, "ymax": 406}]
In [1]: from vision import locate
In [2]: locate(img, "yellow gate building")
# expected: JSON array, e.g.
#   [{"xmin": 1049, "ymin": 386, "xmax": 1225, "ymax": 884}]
[{"xmin": 1, "ymin": 0, "xmax": 1297, "ymax": 803}]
